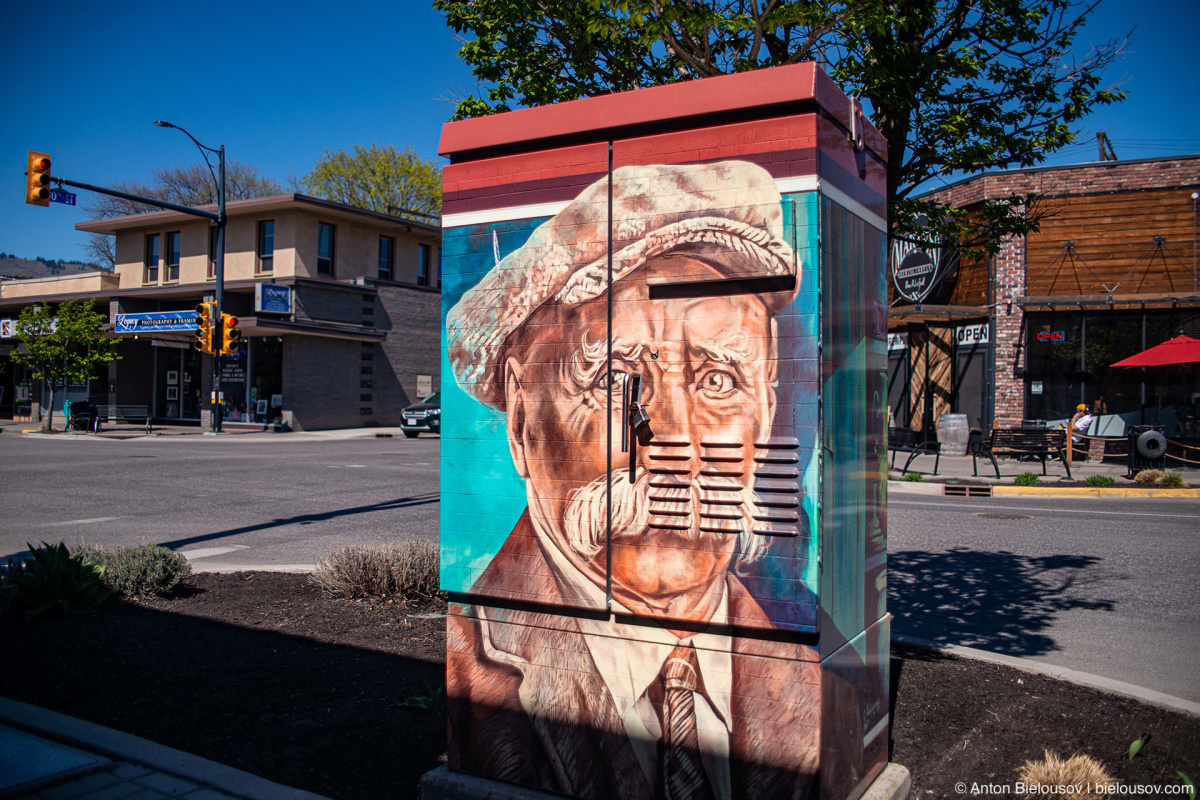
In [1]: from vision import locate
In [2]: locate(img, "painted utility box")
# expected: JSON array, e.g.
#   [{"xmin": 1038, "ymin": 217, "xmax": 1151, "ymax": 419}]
[{"xmin": 438, "ymin": 62, "xmax": 889, "ymax": 800}]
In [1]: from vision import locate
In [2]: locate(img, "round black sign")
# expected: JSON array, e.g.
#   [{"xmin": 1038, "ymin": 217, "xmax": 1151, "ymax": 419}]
[{"xmin": 895, "ymin": 249, "xmax": 936, "ymax": 302}]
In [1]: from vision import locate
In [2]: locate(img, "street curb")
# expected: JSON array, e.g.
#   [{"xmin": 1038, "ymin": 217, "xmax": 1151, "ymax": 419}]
[
  {"xmin": 887, "ymin": 481, "xmax": 1200, "ymax": 499},
  {"xmin": 190, "ymin": 563, "xmax": 317, "ymax": 574},
  {"xmin": 992, "ymin": 485, "xmax": 1200, "ymax": 498},
  {"xmin": 0, "ymin": 697, "xmax": 331, "ymax": 800},
  {"xmin": 893, "ymin": 634, "xmax": 1200, "ymax": 718}
]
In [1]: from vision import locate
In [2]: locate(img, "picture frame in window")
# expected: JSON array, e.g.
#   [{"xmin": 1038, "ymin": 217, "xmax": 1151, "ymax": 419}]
[
  {"xmin": 166, "ymin": 386, "xmax": 179, "ymax": 401},
  {"xmin": 257, "ymin": 399, "xmax": 269, "ymax": 416},
  {"xmin": 271, "ymin": 394, "xmax": 283, "ymax": 407},
  {"xmin": 166, "ymin": 370, "xmax": 179, "ymax": 385}
]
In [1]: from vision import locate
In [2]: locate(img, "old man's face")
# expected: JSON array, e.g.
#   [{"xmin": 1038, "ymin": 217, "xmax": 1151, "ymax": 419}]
[{"xmin": 502, "ymin": 256, "xmax": 778, "ymax": 622}]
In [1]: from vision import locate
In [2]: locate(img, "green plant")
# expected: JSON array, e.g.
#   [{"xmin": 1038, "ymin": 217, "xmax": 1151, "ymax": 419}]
[
  {"xmin": 901, "ymin": 472, "xmax": 923, "ymax": 482},
  {"xmin": 1128, "ymin": 733, "xmax": 1151, "ymax": 760},
  {"xmin": 1160, "ymin": 472, "xmax": 1189, "ymax": 489},
  {"xmin": 76, "ymin": 542, "xmax": 192, "ymax": 598},
  {"xmin": 313, "ymin": 542, "xmax": 443, "ymax": 601},
  {"xmin": 397, "ymin": 683, "xmax": 445, "ymax": 712},
  {"xmin": 1134, "ymin": 469, "xmax": 1164, "ymax": 485},
  {"xmin": 1084, "ymin": 475, "xmax": 1115, "ymax": 487},
  {"xmin": 0, "ymin": 541, "xmax": 110, "ymax": 621},
  {"xmin": 1014, "ymin": 472, "xmax": 1041, "ymax": 487},
  {"xmin": 1177, "ymin": 770, "xmax": 1195, "ymax": 800}
]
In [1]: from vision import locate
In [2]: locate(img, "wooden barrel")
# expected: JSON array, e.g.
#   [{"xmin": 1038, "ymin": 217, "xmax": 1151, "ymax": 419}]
[{"xmin": 937, "ymin": 413, "xmax": 970, "ymax": 456}]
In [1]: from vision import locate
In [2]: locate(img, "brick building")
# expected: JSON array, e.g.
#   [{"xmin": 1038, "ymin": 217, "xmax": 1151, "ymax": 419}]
[
  {"xmin": 0, "ymin": 194, "xmax": 441, "ymax": 430},
  {"xmin": 888, "ymin": 154, "xmax": 1200, "ymax": 441}
]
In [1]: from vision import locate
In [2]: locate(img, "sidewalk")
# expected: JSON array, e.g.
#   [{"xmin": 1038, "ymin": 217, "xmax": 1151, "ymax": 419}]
[
  {"xmin": 0, "ymin": 698, "xmax": 328, "ymax": 800},
  {"xmin": 0, "ymin": 417, "xmax": 429, "ymax": 442}
]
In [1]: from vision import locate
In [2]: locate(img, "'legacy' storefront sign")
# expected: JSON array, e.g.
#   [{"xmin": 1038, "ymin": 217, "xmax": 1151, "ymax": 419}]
[
  {"xmin": 114, "ymin": 311, "xmax": 198, "ymax": 333},
  {"xmin": 255, "ymin": 283, "xmax": 292, "ymax": 315}
]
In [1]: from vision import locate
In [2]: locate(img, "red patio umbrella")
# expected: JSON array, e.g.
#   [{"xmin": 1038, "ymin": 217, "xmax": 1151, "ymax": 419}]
[{"xmin": 1111, "ymin": 335, "xmax": 1200, "ymax": 368}]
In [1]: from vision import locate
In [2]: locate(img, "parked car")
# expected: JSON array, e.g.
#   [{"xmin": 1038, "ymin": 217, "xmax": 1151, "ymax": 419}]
[{"xmin": 401, "ymin": 392, "xmax": 440, "ymax": 437}]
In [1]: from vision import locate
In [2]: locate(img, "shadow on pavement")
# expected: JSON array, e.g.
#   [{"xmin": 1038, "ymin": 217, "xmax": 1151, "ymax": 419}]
[{"xmin": 888, "ymin": 547, "xmax": 1119, "ymax": 656}]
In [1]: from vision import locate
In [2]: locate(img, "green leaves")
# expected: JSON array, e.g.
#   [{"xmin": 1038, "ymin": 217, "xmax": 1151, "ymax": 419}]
[
  {"xmin": 1, "ymin": 541, "xmax": 111, "ymax": 622},
  {"xmin": 436, "ymin": 0, "xmax": 1128, "ymax": 255},
  {"xmin": 301, "ymin": 144, "xmax": 440, "ymax": 220},
  {"xmin": 1128, "ymin": 733, "xmax": 1151, "ymax": 760},
  {"xmin": 397, "ymin": 684, "xmax": 444, "ymax": 711}
]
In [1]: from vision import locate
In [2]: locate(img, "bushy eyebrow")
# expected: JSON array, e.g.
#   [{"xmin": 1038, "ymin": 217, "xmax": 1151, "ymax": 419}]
[
  {"xmin": 690, "ymin": 333, "xmax": 759, "ymax": 365},
  {"xmin": 562, "ymin": 334, "xmax": 651, "ymax": 393}
]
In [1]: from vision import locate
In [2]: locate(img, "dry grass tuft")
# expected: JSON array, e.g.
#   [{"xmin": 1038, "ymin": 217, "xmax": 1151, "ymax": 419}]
[
  {"xmin": 312, "ymin": 542, "xmax": 443, "ymax": 601},
  {"xmin": 1134, "ymin": 469, "xmax": 1164, "ymax": 485},
  {"xmin": 1016, "ymin": 750, "xmax": 1116, "ymax": 799}
]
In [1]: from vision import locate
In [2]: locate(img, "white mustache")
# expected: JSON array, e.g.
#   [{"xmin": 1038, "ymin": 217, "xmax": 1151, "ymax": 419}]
[{"xmin": 559, "ymin": 469, "xmax": 766, "ymax": 567}]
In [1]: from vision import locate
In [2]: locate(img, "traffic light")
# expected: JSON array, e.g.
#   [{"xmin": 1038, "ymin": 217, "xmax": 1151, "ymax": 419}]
[
  {"xmin": 220, "ymin": 312, "xmax": 241, "ymax": 356},
  {"xmin": 194, "ymin": 302, "xmax": 215, "ymax": 354},
  {"xmin": 26, "ymin": 151, "xmax": 51, "ymax": 207}
]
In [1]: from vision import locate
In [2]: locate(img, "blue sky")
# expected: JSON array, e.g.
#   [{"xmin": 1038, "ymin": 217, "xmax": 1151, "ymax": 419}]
[{"xmin": 2, "ymin": 1, "xmax": 1197, "ymax": 264}]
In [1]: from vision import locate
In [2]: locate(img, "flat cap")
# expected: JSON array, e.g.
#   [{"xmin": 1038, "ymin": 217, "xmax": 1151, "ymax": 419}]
[{"xmin": 447, "ymin": 160, "xmax": 798, "ymax": 410}]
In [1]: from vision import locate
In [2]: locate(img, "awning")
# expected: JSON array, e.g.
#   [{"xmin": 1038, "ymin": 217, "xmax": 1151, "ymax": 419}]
[{"xmin": 1111, "ymin": 335, "xmax": 1200, "ymax": 368}]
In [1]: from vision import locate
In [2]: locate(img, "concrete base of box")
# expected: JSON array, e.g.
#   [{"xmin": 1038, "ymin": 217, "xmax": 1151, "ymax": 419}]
[{"xmin": 417, "ymin": 762, "xmax": 912, "ymax": 800}]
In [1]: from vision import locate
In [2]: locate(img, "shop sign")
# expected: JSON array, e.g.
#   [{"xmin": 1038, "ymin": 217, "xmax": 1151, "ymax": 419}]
[
  {"xmin": 890, "ymin": 231, "xmax": 961, "ymax": 304},
  {"xmin": 1036, "ymin": 330, "xmax": 1066, "ymax": 342},
  {"xmin": 956, "ymin": 323, "xmax": 990, "ymax": 346},
  {"xmin": 1031, "ymin": 381, "xmax": 1043, "ymax": 395},
  {"xmin": 417, "ymin": 374, "xmax": 433, "ymax": 396},
  {"xmin": 114, "ymin": 311, "xmax": 198, "ymax": 334},
  {"xmin": 255, "ymin": 283, "xmax": 292, "ymax": 315},
  {"xmin": 0, "ymin": 319, "xmax": 14, "ymax": 338},
  {"xmin": 887, "ymin": 332, "xmax": 909, "ymax": 351}
]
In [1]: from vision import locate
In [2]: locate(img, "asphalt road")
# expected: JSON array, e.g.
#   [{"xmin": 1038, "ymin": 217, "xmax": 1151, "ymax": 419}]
[
  {"xmin": 2, "ymin": 432, "xmax": 1196, "ymax": 702},
  {"xmin": 0, "ymin": 433, "xmax": 439, "ymax": 570},
  {"xmin": 888, "ymin": 488, "xmax": 1200, "ymax": 703}
]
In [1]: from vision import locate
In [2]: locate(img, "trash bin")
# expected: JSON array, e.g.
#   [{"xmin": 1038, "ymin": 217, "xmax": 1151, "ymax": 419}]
[{"xmin": 70, "ymin": 401, "xmax": 95, "ymax": 432}]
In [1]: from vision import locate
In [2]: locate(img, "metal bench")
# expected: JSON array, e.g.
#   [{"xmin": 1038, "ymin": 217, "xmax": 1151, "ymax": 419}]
[
  {"xmin": 970, "ymin": 427, "xmax": 1071, "ymax": 479},
  {"xmin": 91, "ymin": 404, "xmax": 152, "ymax": 434},
  {"xmin": 888, "ymin": 426, "xmax": 941, "ymax": 474}
]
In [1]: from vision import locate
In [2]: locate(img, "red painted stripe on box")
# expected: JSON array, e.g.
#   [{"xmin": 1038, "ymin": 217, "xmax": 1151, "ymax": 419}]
[
  {"xmin": 443, "ymin": 142, "xmax": 610, "ymax": 194},
  {"xmin": 613, "ymin": 116, "xmax": 818, "ymax": 167}
]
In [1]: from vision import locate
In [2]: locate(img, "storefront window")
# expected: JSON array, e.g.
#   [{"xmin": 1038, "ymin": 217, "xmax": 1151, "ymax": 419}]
[
  {"xmin": 156, "ymin": 346, "xmax": 202, "ymax": 420},
  {"xmin": 1024, "ymin": 314, "xmax": 1082, "ymax": 424},
  {"xmin": 220, "ymin": 337, "xmax": 283, "ymax": 424}
]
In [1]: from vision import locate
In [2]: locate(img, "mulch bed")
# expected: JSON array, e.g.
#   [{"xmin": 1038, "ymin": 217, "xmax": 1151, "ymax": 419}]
[{"xmin": 2, "ymin": 572, "xmax": 1197, "ymax": 799}]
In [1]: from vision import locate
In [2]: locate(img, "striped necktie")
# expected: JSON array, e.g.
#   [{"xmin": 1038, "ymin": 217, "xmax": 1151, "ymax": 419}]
[{"xmin": 659, "ymin": 643, "xmax": 715, "ymax": 800}]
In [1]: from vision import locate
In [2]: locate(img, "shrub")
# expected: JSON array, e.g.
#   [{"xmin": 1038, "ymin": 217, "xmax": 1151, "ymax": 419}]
[
  {"xmin": 1016, "ymin": 750, "xmax": 1115, "ymax": 799},
  {"xmin": 0, "ymin": 541, "xmax": 110, "ymax": 621},
  {"xmin": 313, "ymin": 541, "xmax": 442, "ymax": 601},
  {"xmin": 77, "ymin": 542, "xmax": 192, "ymax": 598},
  {"xmin": 1134, "ymin": 469, "xmax": 1164, "ymax": 485},
  {"xmin": 900, "ymin": 472, "xmax": 923, "ymax": 482},
  {"xmin": 1014, "ymin": 472, "xmax": 1040, "ymax": 486},
  {"xmin": 1160, "ymin": 472, "xmax": 1189, "ymax": 489},
  {"xmin": 1084, "ymin": 475, "xmax": 1115, "ymax": 487}
]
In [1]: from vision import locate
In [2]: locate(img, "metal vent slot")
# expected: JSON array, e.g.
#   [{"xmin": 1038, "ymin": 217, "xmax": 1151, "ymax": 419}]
[
  {"xmin": 700, "ymin": 440, "xmax": 744, "ymax": 448},
  {"xmin": 754, "ymin": 496, "xmax": 799, "ymax": 509},
  {"xmin": 650, "ymin": 466, "xmax": 691, "ymax": 476},
  {"xmin": 752, "ymin": 523, "xmax": 799, "ymax": 537},
  {"xmin": 649, "ymin": 438, "xmax": 691, "ymax": 447},
  {"xmin": 752, "ymin": 510, "xmax": 800, "ymax": 523},
  {"xmin": 699, "ymin": 476, "xmax": 744, "ymax": 491},
  {"xmin": 701, "ymin": 466, "xmax": 743, "ymax": 477},
  {"xmin": 650, "ymin": 474, "xmax": 691, "ymax": 489},
  {"xmin": 648, "ymin": 497, "xmax": 690, "ymax": 513},
  {"xmin": 649, "ymin": 518, "xmax": 691, "ymax": 530},
  {"xmin": 699, "ymin": 450, "xmax": 743, "ymax": 463},
  {"xmin": 754, "ymin": 466, "xmax": 800, "ymax": 479},
  {"xmin": 753, "ymin": 478, "xmax": 799, "ymax": 493},
  {"xmin": 754, "ymin": 437, "xmax": 800, "ymax": 449},
  {"xmin": 700, "ymin": 490, "xmax": 743, "ymax": 505},
  {"xmin": 699, "ymin": 507, "xmax": 743, "ymax": 520},
  {"xmin": 754, "ymin": 451, "xmax": 799, "ymax": 464},
  {"xmin": 649, "ymin": 450, "xmax": 691, "ymax": 461}
]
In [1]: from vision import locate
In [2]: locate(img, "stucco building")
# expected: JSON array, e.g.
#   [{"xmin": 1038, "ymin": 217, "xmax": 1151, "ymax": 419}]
[{"xmin": 0, "ymin": 194, "xmax": 441, "ymax": 430}]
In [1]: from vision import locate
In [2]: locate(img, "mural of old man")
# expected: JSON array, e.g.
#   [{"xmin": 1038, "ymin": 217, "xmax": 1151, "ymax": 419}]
[{"xmin": 442, "ymin": 160, "xmax": 854, "ymax": 800}]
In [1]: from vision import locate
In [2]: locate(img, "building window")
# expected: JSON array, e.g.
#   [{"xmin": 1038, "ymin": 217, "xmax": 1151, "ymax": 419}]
[
  {"xmin": 378, "ymin": 236, "xmax": 394, "ymax": 281},
  {"xmin": 317, "ymin": 222, "xmax": 335, "ymax": 276},
  {"xmin": 207, "ymin": 226, "xmax": 217, "ymax": 279},
  {"xmin": 257, "ymin": 220, "xmax": 274, "ymax": 273},
  {"xmin": 166, "ymin": 231, "xmax": 181, "ymax": 282},
  {"xmin": 417, "ymin": 243, "xmax": 431, "ymax": 286},
  {"xmin": 144, "ymin": 234, "xmax": 160, "ymax": 284}
]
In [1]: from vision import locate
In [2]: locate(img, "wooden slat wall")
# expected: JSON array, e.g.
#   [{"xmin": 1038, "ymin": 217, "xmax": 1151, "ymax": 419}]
[{"xmin": 1027, "ymin": 188, "xmax": 1199, "ymax": 296}]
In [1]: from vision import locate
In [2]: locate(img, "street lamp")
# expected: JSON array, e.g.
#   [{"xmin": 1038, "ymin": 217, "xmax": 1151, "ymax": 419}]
[{"xmin": 154, "ymin": 121, "xmax": 226, "ymax": 433}]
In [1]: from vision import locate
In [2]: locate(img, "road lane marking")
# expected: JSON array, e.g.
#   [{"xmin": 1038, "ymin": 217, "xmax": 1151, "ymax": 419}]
[
  {"xmin": 180, "ymin": 545, "xmax": 251, "ymax": 560},
  {"xmin": 327, "ymin": 464, "xmax": 367, "ymax": 468},
  {"xmin": 890, "ymin": 499, "xmax": 1199, "ymax": 519},
  {"xmin": 40, "ymin": 517, "xmax": 121, "ymax": 527}
]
